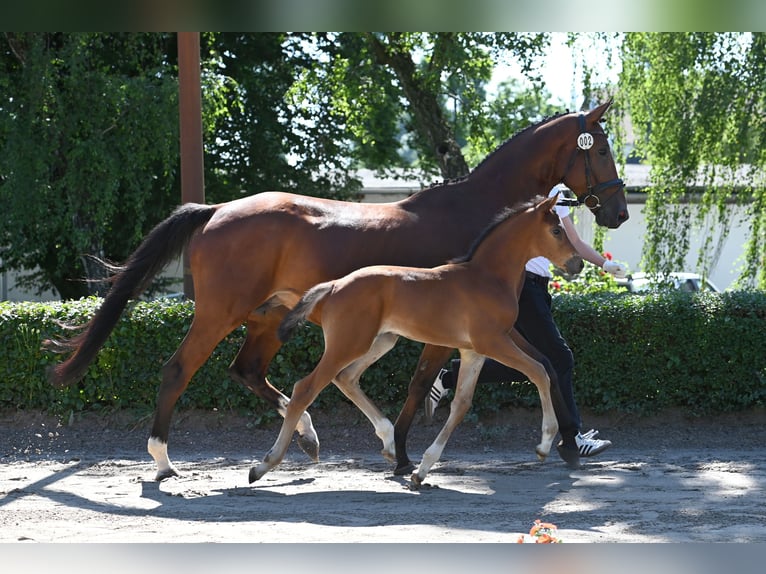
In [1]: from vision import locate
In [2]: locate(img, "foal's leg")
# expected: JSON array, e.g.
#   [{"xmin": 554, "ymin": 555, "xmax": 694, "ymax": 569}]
[
  {"xmin": 411, "ymin": 350, "xmax": 484, "ymax": 487},
  {"xmin": 229, "ymin": 310, "xmax": 319, "ymax": 460},
  {"xmin": 508, "ymin": 329, "xmax": 579, "ymax": 469},
  {"xmin": 332, "ymin": 333, "xmax": 400, "ymax": 462},
  {"xmin": 249, "ymin": 334, "xmax": 376, "ymax": 482},
  {"xmin": 249, "ymin": 367, "xmax": 334, "ymax": 482},
  {"xmin": 393, "ymin": 344, "xmax": 455, "ymax": 475},
  {"xmin": 472, "ymin": 332, "xmax": 559, "ymax": 460}
]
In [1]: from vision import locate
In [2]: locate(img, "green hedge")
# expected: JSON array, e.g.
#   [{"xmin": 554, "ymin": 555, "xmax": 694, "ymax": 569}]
[{"xmin": 1, "ymin": 291, "xmax": 764, "ymax": 421}]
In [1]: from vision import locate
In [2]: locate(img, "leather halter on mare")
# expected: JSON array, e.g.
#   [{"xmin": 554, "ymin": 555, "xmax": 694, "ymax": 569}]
[{"xmin": 558, "ymin": 113, "xmax": 625, "ymax": 211}]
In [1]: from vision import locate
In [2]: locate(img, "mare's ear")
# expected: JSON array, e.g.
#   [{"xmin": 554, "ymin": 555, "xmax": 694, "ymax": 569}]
[{"xmin": 585, "ymin": 99, "xmax": 613, "ymax": 124}]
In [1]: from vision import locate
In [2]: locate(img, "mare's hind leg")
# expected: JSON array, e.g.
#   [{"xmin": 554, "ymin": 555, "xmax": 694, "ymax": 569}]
[
  {"xmin": 148, "ymin": 307, "xmax": 243, "ymax": 481},
  {"xmin": 229, "ymin": 309, "xmax": 320, "ymax": 461},
  {"xmin": 393, "ymin": 344, "xmax": 455, "ymax": 475},
  {"xmin": 411, "ymin": 350, "xmax": 484, "ymax": 487},
  {"xmin": 332, "ymin": 332, "xmax": 400, "ymax": 462}
]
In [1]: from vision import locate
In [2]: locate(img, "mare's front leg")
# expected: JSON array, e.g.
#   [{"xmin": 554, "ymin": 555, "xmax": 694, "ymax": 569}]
[
  {"xmin": 393, "ymin": 344, "xmax": 455, "ymax": 475},
  {"xmin": 411, "ymin": 350, "xmax": 484, "ymax": 487},
  {"xmin": 230, "ymin": 311, "xmax": 320, "ymax": 461},
  {"xmin": 332, "ymin": 333, "xmax": 400, "ymax": 462}
]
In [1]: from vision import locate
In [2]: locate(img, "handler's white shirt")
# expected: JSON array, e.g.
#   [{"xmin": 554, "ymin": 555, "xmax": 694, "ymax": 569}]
[{"xmin": 525, "ymin": 186, "xmax": 569, "ymax": 279}]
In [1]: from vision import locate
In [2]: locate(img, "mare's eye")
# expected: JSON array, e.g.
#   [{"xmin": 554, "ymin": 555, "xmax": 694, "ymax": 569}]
[{"xmin": 553, "ymin": 227, "xmax": 561, "ymax": 236}]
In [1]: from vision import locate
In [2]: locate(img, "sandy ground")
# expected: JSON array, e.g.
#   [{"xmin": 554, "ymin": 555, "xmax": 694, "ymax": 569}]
[{"xmin": 1, "ymin": 405, "xmax": 764, "ymax": 543}]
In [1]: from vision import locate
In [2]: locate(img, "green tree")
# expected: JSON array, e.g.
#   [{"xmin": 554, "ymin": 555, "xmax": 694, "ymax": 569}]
[
  {"xmin": 201, "ymin": 33, "xmax": 363, "ymax": 203},
  {"xmin": 292, "ymin": 32, "xmax": 549, "ymax": 180},
  {"xmin": 0, "ymin": 33, "xmax": 180, "ymax": 299},
  {"xmin": 618, "ymin": 32, "xmax": 766, "ymax": 289}
]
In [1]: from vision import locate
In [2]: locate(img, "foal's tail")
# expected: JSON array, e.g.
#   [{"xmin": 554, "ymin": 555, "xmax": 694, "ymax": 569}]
[
  {"xmin": 44, "ymin": 203, "xmax": 217, "ymax": 388},
  {"xmin": 278, "ymin": 282, "xmax": 335, "ymax": 343}
]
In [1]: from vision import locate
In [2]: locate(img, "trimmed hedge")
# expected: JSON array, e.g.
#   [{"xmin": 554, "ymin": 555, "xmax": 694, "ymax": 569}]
[{"xmin": 1, "ymin": 291, "xmax": 764, "ymax": 421}]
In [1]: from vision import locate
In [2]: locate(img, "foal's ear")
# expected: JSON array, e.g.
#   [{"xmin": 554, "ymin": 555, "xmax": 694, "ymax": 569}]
[{"xmin": 542, "ymin": 192, "xmax": 560, "ymax": 212}]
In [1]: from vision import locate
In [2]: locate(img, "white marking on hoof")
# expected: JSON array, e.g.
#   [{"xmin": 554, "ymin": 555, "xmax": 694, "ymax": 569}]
[
  {"xmin": 376, "ymin": 420, "xmax": 396, "ymax": 461},
  {"xmin": 147, "ymin": 436, "xmax": 178, "ymax": 480}
]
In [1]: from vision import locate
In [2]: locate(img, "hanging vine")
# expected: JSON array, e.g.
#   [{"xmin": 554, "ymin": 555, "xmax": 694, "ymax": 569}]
[{"xmin": 618, "ymin": 32, "xmax": 766, "ymax": 289}]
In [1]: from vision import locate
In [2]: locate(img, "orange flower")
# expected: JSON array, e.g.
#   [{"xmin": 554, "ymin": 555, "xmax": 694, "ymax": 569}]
[{"xmin": 527, "ymin": 519, "xmax": 561, "ymax": 543}]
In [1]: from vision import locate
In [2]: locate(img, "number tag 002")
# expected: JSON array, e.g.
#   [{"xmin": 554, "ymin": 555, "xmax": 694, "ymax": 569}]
[{"xmin": 577, "ymin": 133, "xmax": 594, "ymax": 150}]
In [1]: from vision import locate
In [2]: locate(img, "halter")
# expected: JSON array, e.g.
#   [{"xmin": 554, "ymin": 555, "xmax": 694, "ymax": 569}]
[{"xmin": 560, "ymin": 113, "xmax": 625, "ymax": 212}]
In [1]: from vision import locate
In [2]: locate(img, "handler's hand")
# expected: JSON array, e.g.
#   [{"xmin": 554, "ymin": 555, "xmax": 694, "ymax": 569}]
[{"xmin": 602, "ymin": 260, "xmax": 628, "ymax": 278}]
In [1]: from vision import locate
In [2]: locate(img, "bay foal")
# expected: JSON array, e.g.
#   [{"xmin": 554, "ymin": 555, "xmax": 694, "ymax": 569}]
[{"xmin": 251, "ymin": 193, "xmax": 583, "ymax": 486}]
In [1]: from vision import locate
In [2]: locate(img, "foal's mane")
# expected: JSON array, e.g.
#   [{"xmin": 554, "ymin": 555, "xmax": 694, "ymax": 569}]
[{"xmin": 449, "ymin": 195, "xmax": 545, "ymax": 264}]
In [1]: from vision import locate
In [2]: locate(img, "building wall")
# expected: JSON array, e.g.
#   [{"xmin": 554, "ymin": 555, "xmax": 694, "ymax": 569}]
[{"xmin": 359, "ymin": 180, "xmax": 750, "ymax": 291}]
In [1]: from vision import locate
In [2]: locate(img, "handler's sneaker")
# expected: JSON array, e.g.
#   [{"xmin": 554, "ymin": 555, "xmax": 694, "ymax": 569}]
[
  {"xmin": 424, "ymin": 369, "xmax": 448, "ymax": 422},
  {"xmin": 575, "ymin": 430, "xmax": 612, "ymax": 457}
]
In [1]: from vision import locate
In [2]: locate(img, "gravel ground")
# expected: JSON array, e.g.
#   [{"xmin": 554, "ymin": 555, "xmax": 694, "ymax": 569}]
[{"xmin": 1, "ymin": 404, "xmax": 764, "ymax": 544}]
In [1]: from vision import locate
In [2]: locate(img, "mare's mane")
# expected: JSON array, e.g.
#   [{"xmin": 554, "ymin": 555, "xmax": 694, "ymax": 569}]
[
  {"xmin": 420, "ymin": 111, "xmax": 569, "ymax": 192},
  {"xmin": 449, "ymin": 195, "xmax": 546, "ymax": 264}
]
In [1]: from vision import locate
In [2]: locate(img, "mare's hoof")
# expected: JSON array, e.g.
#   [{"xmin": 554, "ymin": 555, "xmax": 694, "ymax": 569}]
[
  {"xmin": 297, "ymin": 435, "xmax": 320, "ymax": 462},
  {"xmin": 556, "ymin": 443, "xmax": 581, "ymax": 470},
  {"xmin": 154, "ymin": 467, "xmax": 179, "ymax": 482},
  {"xmin": 248, "ymin": 467, "xmax": 261, "ymax": 483},
  {"xmin": 393, "ymin": 461, "xmax": 416, "ymax": 476}
]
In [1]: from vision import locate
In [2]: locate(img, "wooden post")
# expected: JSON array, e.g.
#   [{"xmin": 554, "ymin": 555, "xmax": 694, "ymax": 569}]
[{"xmin": 177, "ymin": 32, "xmax": 205, "ymax": 299}]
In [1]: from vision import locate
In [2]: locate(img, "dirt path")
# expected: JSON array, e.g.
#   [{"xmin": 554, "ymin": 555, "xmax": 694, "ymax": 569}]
[{"xmin": 1, "ymin": 406, "xmax": 764, "ymax": 543}]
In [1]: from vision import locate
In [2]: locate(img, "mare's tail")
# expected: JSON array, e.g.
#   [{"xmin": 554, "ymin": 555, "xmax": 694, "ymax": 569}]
[
  {"xmin": 44, "ymin": 203, "xmax": 217, "ymax": 388},
  {"xmin": 277, "ymin": 282, "xmax": 335, "ymax": 343}
]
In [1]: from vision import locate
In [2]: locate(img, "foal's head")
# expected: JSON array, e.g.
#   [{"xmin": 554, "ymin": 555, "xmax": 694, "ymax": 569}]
[{"xmin": 531, "ymin": 193, "xmax": 583, "ymax": 275}]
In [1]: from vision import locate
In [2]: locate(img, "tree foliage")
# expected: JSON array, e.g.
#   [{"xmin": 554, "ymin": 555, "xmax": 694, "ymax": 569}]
[
  {"xmin": 618, "ymin": 33, "xmax": 766, "ymax": 289},
  {"xmin": 290, "ymin": 32, "xmax": 550, "ymax": 180},
  {"xmin": 201, "ymin": 33, "xmax": 363, "ymax": 203},
  {"xmin": 0, "ymin": 33, "xmax": 180, "ymax": 299}
]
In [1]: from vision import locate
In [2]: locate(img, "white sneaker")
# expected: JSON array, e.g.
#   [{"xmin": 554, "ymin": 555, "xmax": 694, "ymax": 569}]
[
  {"xmin": 575, "ymin": 430, "xmax": 612, "ymax": 457},
  {"xmin": 424, "ymin": 369, "xmax": 448, "ymax": 422}
]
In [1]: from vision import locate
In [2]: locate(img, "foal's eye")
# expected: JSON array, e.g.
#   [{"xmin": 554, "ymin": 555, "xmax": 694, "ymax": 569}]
[
  {"xmin": 598, "ymin": 147, "xmax": 608, "ymax": 156},
  {"xmin": 552, "ymin": 227, "xmax": 562, "ymax": 236}
]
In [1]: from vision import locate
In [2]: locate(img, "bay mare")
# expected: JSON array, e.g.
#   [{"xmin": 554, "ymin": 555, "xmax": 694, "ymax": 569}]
[
  {"xmin": 252, "ymin": 193, "xmax": 584, "ymax": 485},
  {"xmin": 45, "ymin": 100, "xmax": 628, "ymax": 481}
]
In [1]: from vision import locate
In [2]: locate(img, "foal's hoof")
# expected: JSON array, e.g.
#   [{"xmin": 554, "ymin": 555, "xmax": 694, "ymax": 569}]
[
  {"xmin": 296, "ymin": 435, "xmax": 320, "ymax": 462},
  {"xmin": 248, "ymin": 466, "xmax": 265, "ymax": 483},
  {"xmin": 409, "ymin": 472, "xmax": 424, "ymax": 489},
  {"xmin": 154, "ymin": 467, "xmax": 179, "ymax": 482},
  {"xmin": 393, "ymin": 461, "xmax": 416, "ymax": 476},
  {"xmin": 556, "ymin": 443, "xmax": 581, "ymax": 470}
]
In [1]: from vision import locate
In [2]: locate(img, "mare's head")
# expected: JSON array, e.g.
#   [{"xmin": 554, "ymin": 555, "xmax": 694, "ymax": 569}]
[
  {"xmin": 530, "ymin": 193, "xmax": 584, "ymax": 275},
  {"xmin": 544, "ymin": 100, "xmax": 629, "ymax": 229}
]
